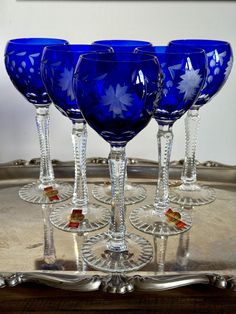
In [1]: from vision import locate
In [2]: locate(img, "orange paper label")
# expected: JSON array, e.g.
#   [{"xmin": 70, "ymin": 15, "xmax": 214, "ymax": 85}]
[
  {"xmin": 165, "ymin": 208, "xmax": 188, "ymax": 230},
  {"xmin": 67, "ymin": 209, "xmax": 85, "ymax": 228},
  {"xmin": 44, "ymin": 186, "xmax": 60, "ymax": 201}
]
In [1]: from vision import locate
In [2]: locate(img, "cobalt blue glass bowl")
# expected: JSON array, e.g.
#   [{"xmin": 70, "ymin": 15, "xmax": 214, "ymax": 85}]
[
  {"xmin": 169, "ymin": 39, "xmax": 233, "ymax": 108},
  {"xmin": 73, "ymin": 52, "xmax": 161, "ymax": 146},
  {"xmin": 92, "ymin": 39, "xmax": 152, "ymax": 52},
  {"xmin": 90, "ymin": 42, "xmax": 154, "ymax": 205},
  {"xmin": 41, "ymin": 44, "xmax": 112, "ymax": 121},
  {"xmin": 5, "ymin": 38, "xmax": 68, "ymax": 105},
  {"xmin": 136, "ymin": 46, "xmax": 207, "ymax": 125}
]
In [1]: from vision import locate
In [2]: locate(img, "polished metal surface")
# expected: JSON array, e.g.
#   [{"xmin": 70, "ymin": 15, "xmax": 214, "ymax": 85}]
[
  {"xmin": 0, "ymin": 158, "xmax": 235, "ymax": 293},
  {"xmin": 1, "ymin": 272, "xmax": 235, "ymax": 293}
]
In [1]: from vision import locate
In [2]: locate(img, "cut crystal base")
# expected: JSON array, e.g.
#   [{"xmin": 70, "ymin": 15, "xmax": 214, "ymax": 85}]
[
  {"xmin": 130, "ymin": 204, "xmax": 192, "ymax": 236},
  {"xmin": 169, "ymin": 184, "xmax": 216, "ymax": 206},
  {"xmin": 50, "ymin": 202, "xmax": 110, "ymax": 233},
  {"xmin": 19, "ymin": 181, "xmax": 73, "ymax": 204},
  {"xmin": 92, "ymin": 182, "xmax": 146, "ymax": 205},
  {"xmin": 82, "ymin": 232, "xmax": 153, "ymax": 273}
]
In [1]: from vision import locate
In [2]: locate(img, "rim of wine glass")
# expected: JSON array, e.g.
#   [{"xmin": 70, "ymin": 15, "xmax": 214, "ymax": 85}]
[
  {"xmin": 6, "ymin": 38, "xmax": 68, "ymax": 46},
  {"xmin": 136, "ymin": 45, "xmax": 206, "ymax": 56},
  {"xmin": 92, "ymin": 39, "xmax": 152, "ymax": 47},
  {"xmin": 169, "ymin": 39, "xmax": 231, "ymax": 48},
  {"xmin": 42, "ymin": 44, "xmax": 112, "ymax": 54},
  {"xmin": 77, "ymin": 51, "xmax": 159, "ymax": 63}
]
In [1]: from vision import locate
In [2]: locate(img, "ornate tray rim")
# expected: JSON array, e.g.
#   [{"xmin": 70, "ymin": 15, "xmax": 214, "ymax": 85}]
[{"xmin": 1, "ymin": 272, "xmax": 236, "ymax": 294}]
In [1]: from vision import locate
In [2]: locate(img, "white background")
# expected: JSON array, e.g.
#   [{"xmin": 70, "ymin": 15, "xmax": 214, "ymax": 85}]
[{"xmin": 0, "ymin": 0, "xmax": 235, "ymax": 165}]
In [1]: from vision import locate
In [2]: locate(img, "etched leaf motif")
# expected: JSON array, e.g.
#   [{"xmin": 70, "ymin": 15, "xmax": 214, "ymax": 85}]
[
  {"xmin": 58, "ymin": 67, "xmax": 75, "ymax": 101},
  {"xmin": 224, "ymin": 56, "xmax": 233, "ymax": 78},
  {"xmin": 29, "ymin": 53, "xmax": 40, "ymax": 65},
  {"xmin": 101, "ymin": 84, "xmax": 133, "ymax": 117},
  {"xmin": 16, "ymin": 52, "xmax": 26, "ymax": 56},
  {"xmin": 95, "ymin": 73, "xmax": 108, "ymax": 81},
  {"xmin": 168, "ymin": 63, "xmax": 182, "ymax": 79},
  {"xmin": 207, "ymin": 51, "xmax": 215, "ymax": 58},
  {"xmin": 218, "ymin": 51, "xmax": 227, "ymax": 66},
  {"xmin": 177, "ymin": 68, "xmax": 202, "ymax": 102},
  {"xmin": 8, "ymin": 50, "xmax": 15, "ymax": 55}
]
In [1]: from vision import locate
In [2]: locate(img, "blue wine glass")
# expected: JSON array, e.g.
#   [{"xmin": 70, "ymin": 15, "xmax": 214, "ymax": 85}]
[
  {"xmin": 73, "ymin": 52, "xmax": 162, "ymax": 272},
  {"xmin": 41, "ymin": 44, "xmax": 111, "ymax": 240},
  {"xmin": 168, "ymin": 39, "xmax": 233, "ymax": 206},
  {"xmin": 91, "ymin": 39, "xmax": 153, "ymax": 206},
  {"xmin": 92, "ymin": 39, "xmax": 152, "ymax": 52},
  {"xmin": 130, "ymin": 46, "xmax": 207, "ymax": 236},
  {"xmin": 4, "ymin": 38, "xmax": 72, "ymax": 204}
]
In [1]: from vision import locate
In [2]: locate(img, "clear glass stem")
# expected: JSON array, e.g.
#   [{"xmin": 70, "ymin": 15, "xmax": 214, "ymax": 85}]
[
  {"xmin": 181, "ymin": 109, "xmax": 200, "ymax": 188},
  {"xmin": 73, "ymin": 233, "xmax": 87, "ymax": 272},
  {"xmin": 35, "ymin": 105, "xmax": 54, "ymax": 187},
  {"xmin": 108, "ymin": 152, "xmax": 128, "ymax": 186},
  {"xmin": 42, "ymin": 204, "xmax": 56, "ymax": 264},
  {"xmin": 71, "ymin": 120, "xmax": 88, "ymax": 214},
  {"xmin": 154, "ymin": 235, "xmax": 168, "ymax": 273},
  {"xmin": 154, "ymin": 125, "xmax": 173, "ymax": 216},
  {"xmin": 107, "ymin": 145, "xmax": 127, "ymax": 252},
  {"xmin": 176, "ymin": 231, "xmax": 190, "ymax": 268},
  {"xmin": 124, "ymin": 166, "xmax": 128, "ymax": 186}
]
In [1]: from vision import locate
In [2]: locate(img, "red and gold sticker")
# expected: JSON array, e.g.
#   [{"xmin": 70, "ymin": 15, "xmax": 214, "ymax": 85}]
[
  {"xmin": 44, "ymin": 186, "xmax": 60, "ymax": 201},
  {"xmin": 165, "ymin": 208, "xmax": 188, "ymax": 230},
  {"xmin": 67, "ymin": 209, "xmax": 85, "ymax": 229}
]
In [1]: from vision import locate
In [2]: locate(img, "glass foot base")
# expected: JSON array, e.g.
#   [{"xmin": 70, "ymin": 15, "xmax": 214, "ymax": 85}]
[
  {"xmin": 92, "ymin": 182, "xmax": 146, "ymax": 205},
  {"xmin": 19, "ymin": 181, "xmax": 73, "ymax": 204},
  {"xmin": 130, "ymin": 205, "xmax": 192, "ymax": 236},
  {"xmin": 82, "ymin": 232, "xmax": 153, "ymax": 273},
  {"xmin": 50, "ymin": 202, "xmax": 110, "ymax": 233},
  {"xmin": 170, "ymin": 184, "xmax": 216, "ymax": 206}
]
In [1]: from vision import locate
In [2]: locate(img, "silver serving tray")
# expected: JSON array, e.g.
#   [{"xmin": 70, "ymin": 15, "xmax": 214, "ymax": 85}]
[{"xmin": 0, "ymin": 158, "xmax": 236, "ymax": 294}]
